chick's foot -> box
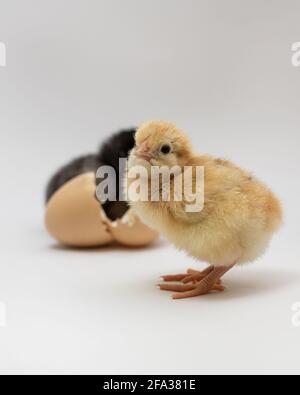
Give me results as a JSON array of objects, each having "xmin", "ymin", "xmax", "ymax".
[
  {"xmin": 161, "ymin": 266, "xmax": 221, "ymax": 285},
  {"xmin": 159, "ymin": 282, "xmax": 224, "ymax": 293},
  {"xmin": 160, "ymin": 264, "xmax": 235, "ymax": 299}
]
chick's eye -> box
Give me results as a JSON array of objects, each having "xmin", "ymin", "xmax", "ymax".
[{"xmin": 160, "ymin": 144, "xmax": 171, "ymax": 154}]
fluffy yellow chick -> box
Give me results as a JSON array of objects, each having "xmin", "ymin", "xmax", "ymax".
[{"xmin": 127, "ymin": 121, "xmax": 283, "ymax": 299}]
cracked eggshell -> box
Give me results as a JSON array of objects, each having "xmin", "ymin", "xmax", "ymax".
[
  {"xmin": 45, "ymin": 172, "xmax": 113, "ymax": 247},
  {"xmin": 45, "ymin": 172, "xmax": 159, "ymax": 248},
  {"xmin": 108, "ymin": 211, "xmax": 159, "ymax": 247}
]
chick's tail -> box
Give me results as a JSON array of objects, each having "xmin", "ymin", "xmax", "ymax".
[{"xmin": 265, "ymin": 192, "xmax": 283, "ymax": 233}]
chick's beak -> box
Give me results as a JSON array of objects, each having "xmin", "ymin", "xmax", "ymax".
[{"xmin": 135, "ymin": 142, "xmax": 153, "ymax": 162}]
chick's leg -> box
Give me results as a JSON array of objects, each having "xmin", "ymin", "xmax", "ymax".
[
  {"xmin": 161, "ymin": 265, "xmax": 215, "ymax": 283},
  {"xmin": 160, "ymin": 265, "xmax": 224, "ymax": 294},
  {"xmin": 172, "ymin": 264, "xmax": 235, "ymax": 300},
  {"xmin": 182, "ymin": 267, "xmax": 222, "ymax": 284}
]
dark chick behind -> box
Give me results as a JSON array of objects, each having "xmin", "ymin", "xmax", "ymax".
[{"xmin": 45, "ymin": 128, "xmax": 136, "ymax": 220}]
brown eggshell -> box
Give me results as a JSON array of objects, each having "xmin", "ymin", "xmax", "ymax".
[
  {"xmin": 108, "ymin": 212, "xmax": 159, "ymax": 247},
  {"xmin": 45, "ymin": 173, "xmax": 113, "ymax": 247},
  {"xmin": 45, "ymin": 172, "xmax": 159, "ymax": 248}
]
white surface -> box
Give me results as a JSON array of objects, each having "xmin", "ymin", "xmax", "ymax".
[
  {"xmin": 0, "ymin": 229, "xmax": 299, "ymax": 375},
  {"xmin": 0, "ymin": 0, "xmax": 300, "ymax": 375}
]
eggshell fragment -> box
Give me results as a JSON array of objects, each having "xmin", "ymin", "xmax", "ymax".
[
  {"xmin": 45, "ymin": 172, "xmax": 158, "ymax": 248},
  {"xmin": 45, "ymin": 173, "xmax": 113, "ymax": 247},
  {"xmin": 108, "ymin": 211, "xmax": 159, "ymax": 247}
]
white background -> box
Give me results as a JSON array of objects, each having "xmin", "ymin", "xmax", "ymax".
[{"xmin": 0, "ymin": 0, "xmax": 300, "ymax": 374}]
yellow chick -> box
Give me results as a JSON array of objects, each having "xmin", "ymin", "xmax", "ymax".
[{"xmin": 127, "ymin": 121, "xmax": 283, "ymax": 299}]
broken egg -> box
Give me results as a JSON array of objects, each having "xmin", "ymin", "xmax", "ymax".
[{"xmin": 45, "ymin": 172, "xmax": 159, "ymax": 247}]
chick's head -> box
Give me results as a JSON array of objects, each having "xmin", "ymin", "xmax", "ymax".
[{"xmin": 132, "ymin": 121, "xmax": 193, "ymax": 168}]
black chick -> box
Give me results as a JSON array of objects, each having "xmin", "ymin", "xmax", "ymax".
[{"xmin": 45, "ymin": 128, "xmax": 136, "ymax": 220}]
